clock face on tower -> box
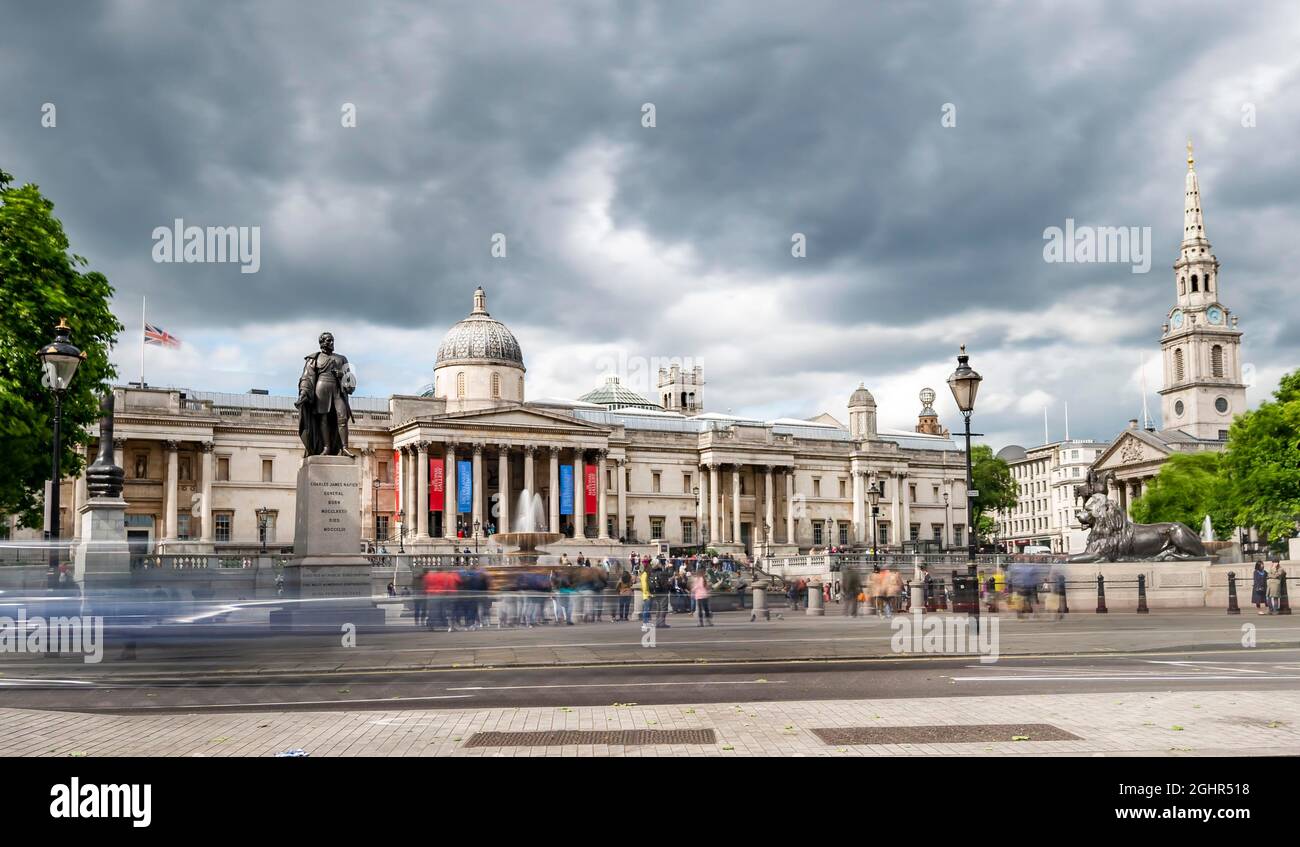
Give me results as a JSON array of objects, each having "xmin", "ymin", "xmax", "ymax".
[
  {"xmin": 1171, "ymin": 310, "xmax": 1184, "ymax": 329},
  {"xmin": 1207, "ymin": 306, "xmax": 1224, "ymax": 325}
]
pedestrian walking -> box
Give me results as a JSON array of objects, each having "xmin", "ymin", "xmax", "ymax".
[
  {"xmin": 1252, "ymin": 561, "xmax": 1268, "ymax": 614},
  {"xmin": 1267, "ymin": 559, "xmax": 1284, "ymax": 615},
  {"xmin": 692, "ymin": 569, "xmax": 713, "ymax": 626},
  {"xmin": 842, "ymin": 568, "xmax": 861, "ymax": 617},
  {"xmin": 617, "ymin": 571, "xmax": 633, "ymax": 621}
]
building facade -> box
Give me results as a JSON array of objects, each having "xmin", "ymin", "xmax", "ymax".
[
  {"xmin": 44, "ymin": 287, "xmax": 973, "ymax": 557},
  {"xmin": 996, "ymin": 439, "xmax": 1109, "ymax": 554}
]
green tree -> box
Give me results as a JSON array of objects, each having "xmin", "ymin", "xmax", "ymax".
[
  {"xmin": 969, "ymin": 444, "xmax": 1017, "ymax": 543},
  {"xmin": 1130, "ymin": 452, "xmax": 1234, "ymax": 538},
  {"xmin": 0, "ymin": 168, "xmax": 121, "ymax": 528},
  {"xmin": 1220, "ymin": 369, "xmax": 1300, "ymax": 543}
]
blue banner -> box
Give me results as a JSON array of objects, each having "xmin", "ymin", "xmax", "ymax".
[
  {"xmin": 559, "ymin": 464, "xmax": 574, "ymax": 515},
  {"xmin": 457, "ymin": 460, "xmax": 473, "ymax": 513}
]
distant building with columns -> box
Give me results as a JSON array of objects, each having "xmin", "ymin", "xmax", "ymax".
[{"xmin": 44, "ymin": 286, "xmax": 971, "ymax": 557}]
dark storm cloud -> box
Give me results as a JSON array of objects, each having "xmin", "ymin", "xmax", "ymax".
[{"xmin": 1, "ymin": 0, "xmax": 1297, "ymax": 445}]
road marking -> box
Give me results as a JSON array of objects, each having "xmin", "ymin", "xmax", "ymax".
[
  {"xmin": 951, "ymin": 674, "xmax": 1300, "ymax": 682},
  {"xmin": 115, "ymin": 694, "xmax": 477, "ymax": 710},
  {"xmin": 0, "ymin": 678, "xmax": 97, "ymax": 687},
  {"xmin": 446, "ymin": 680, "xmax": 788, "ymax": 691},
  {"xmin": 1144, "ymin": 661, "xmax": 1269, "ymax": 674}
]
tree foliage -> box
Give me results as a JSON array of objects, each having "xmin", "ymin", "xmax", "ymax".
[
  {"xmin": 1220, "ymin": 370, "xmax": 1300, "ymax": 542},
  {"xmin": 969, "ymin": 444, "xmax": 1017, "ymax": 541},
  {"xmin": 0, "ymin": 168, "xmax": 122, "ymax": 527},
  {"xmin": 1130, "ymin": 452, "xmax": 1234, "ymax": 539}
]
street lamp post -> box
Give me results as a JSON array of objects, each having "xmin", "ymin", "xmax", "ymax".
[
  {"xmin": 947, "ymin": 345, "xmax": 984, "ymax": 633},
  {"xmin": 371, "ymin": 477, "xmax": 380, "ymax": 544},
  {"xmin": 38, "ymin": 320, "xmax": 85, "ymax": 590},
  {"xmin": 474, "ymin": 519, "xmax": 481, "ymax": 555},
  {"xmin": 397, "ymin": 509, "xmax": 406, "ymax": 554},
  {"xmin": 256, "ymin": 505, "xmax": 270, "ymax": 553},
  {"xmin": 867, "ymin": 481, "xmax": 881, "ymax": 564}
]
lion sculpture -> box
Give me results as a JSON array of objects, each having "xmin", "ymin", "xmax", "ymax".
[{"xmin": 1068, "ymin": 492, "xmax": 1207, "ymax": 562}]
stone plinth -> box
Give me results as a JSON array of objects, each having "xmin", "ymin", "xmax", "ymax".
[
  {"xmin": 273, "ymin": 456, "xmax": 383, "ymax": 628},
  {"xmin": 73, "ymin": 496, "xmax": 131, "ymax": 588}
]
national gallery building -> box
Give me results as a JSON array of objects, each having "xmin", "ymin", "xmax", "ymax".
[{"xmin": 47, "ymin": 287, "xmax": 970, "ymax": 557}]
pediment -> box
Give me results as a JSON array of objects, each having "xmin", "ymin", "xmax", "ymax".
[
  {"xmin": 1094, "ymin": 430, "xmax": 1170, "ymax": 470},
  {"xmin": 426, "ymin": 404, "xmax": 611, "ymax": 433}
]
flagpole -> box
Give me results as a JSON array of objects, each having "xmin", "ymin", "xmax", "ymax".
[{"xmin": 140, "ymin": 296, "xmax": 146, "ymax": 388}]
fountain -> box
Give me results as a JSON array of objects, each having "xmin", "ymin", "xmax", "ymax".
[{"xmin": 492, "ymin": 489, "xmax": 562, "ymax": 566}]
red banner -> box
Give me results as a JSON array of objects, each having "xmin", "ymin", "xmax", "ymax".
[
  {"xmin": 430, "ymin": 458, "xmax": 444, "ymax": 512},
  {"xmin": 393, "ymin": 450, "xmax": 401, "ymax": 513},
  {"xmin": 584, "ymin": 463, "xmax": 598, "ymax": 513}
]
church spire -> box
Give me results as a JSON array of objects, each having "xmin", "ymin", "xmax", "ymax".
[{"xmin": 1182, "ymin": 138, "xmax": 1208, "ymax": 249}]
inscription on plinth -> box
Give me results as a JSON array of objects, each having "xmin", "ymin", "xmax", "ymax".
[{"xmin": 294, "ymin": 456, "xmax": 362, "ymax": 558}]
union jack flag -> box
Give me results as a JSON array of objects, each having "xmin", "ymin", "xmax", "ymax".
[{"xmin": 144, "ymin": 323, "xmax": 181, "ymax": 348}]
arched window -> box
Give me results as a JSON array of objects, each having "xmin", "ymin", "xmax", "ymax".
[
  {"xmin": 1211, "ymin": 345, "xmax": 1224, "ymax": 378},
  {"xmin": 519, "ymin": 376, "xmax": 524, "ymax": 395},
  {"xmin": 456, "ymin": 372, "xmax": 466, "ymax": 398},
  {"xmin": 1174, "ymin": 348, "xmax": 1185, "ymax": 382},
  {"xmin": 1191, "ymin": 274, "xmax": 1199, "ymax": 292},
  {"xmin": 491, "ymin": 372, "xmax": 500, "ymax": 398},
  {"xmin": 1179, "ymin": 277, "xmax": 1186, "ymax": 295}
]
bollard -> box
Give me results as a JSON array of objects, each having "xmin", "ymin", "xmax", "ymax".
[
  {"xmin": 1280, "ymin": 572, "xmax": 1292, "ymax": 616},
  {"xmin": 1095, "ymin": 574, "xmax": 1108, "ymax": 613},
  {"xmin": 750, "ymin": 582, "xmax": 770, "ymax": 621},
  {"xmin": 1136, "ymin": 573, "xmax": 1149, "ymax": 613},
  {"xmin": 806, "ymin": 581, "xmax": 825, "ymax": 616},
  {"xmin": 1057, "ymin": 574, "xmax": 1069, "ymax": 615},
  {"xmin": 1226, "ymin": 571, "xmax": 1241, "ymax": 614}
]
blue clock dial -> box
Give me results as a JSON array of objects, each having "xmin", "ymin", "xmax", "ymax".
[
  {"xmin": 1207, "ymin": 306, "xmax": 1224, "ymax": 325},
  {"xmin": 1171, "ymin": 310, "xmax": 1184, "ymax": 329}
]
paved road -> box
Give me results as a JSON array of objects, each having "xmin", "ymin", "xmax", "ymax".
[{"xmin": 5, "ymin": 646, "xmax": 1299, "ymax": 714}]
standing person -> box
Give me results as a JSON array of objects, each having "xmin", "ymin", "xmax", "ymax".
[
  {"xmin": 640, "ymin": 565, "xmax": 653, "ymax": 630},
  {"xmin": 869, "ymin": 565, "xmax": 884, "ymax": 616},
  {"xmin": 653, "ymin": 564, "xmax": 671, "ymax": 628},
  {"xmin": 413, "ymin": 568, "xmax": 429, "ymax": 627},
  {"xmin": 883, "ymin": 567, "xmax": 902, "ymax": 618},
  {"xmin": 1267, "ymin": 559, "xmax": 1284, "ymax": 615},
  {"xmin": 692, "ymin": 568, "xmax": 713, "ymax": 626},
  {"xmin": 1252, "ymin": 561, "xmax": 1269, "ymax": 615},
  {"xmin": 842, "ymin": 567, "xmax": 862, "ymax": 617},
  {"xmin": 617, "ymin": 571, "xmax": 633, "ymax": 621}
]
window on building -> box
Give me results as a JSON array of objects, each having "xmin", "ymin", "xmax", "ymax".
[
  {"xmin": 607, "ymin": 516, "xmax": 617, "ymax": 539},
  {"xmin": 683, "ymin": 473, "xmax": 692, "ymax": 493},
  {"xmin": 813, "ymin": 479, "xmax": 821, "ymax": 498},
  {"xmin": 650, "ymin": 517, "xmax": 664, "ymax": 540},
  {"xmin": 682, "ymin": 519, "xmax": 695, "ymax": 545},
  {"xmin": 215, "ymin": 512, "xmax": 233, "ymax": 543},
  {"xmin": 909, "ymin": 524, "xmax": 920, "ymax": 542},
  {"xmin": 177, "ymin": 514, "xmax": 191, "ymax": 540},
  {"xmin": 1174, "ymin": 348, "xmax": 1185, "ymax": 381},
  {"xmin": 376, "ymin": 515, "xmax": 390, "ymax": 541},
  {"xmin": 379, "ymin": 461, "xmax": 390, "ymax": 484},
  {"xmin": 456, "ymin": 372, "xmax": 465, "ymax": 398},
  {"xmin": 954, "ymin": 525, "xmax": 963, "ymax": 547},
  {"xmin": 839, "ymin": 480, "xmax": 846, "ymax": 499},
  {"xmin": 877, "ymin": 522, "xmax": 890, "ymax": 543},
  {"xmin": 813, "ymin": 522, "xmax": 823, "ymax": 546},
  {"xmin": 933, "ymin": 485, "xmax": 940, "ymax": 502},
  {"xmin": 652, "ymin": 472, "xmax": 661, "ymax": 493},
  {"xmin": 1179, "ymin": 277, "xmax": 1186, "ymax": 295},
  {"xmin": 261, "ymin": 459, "xmax": 273, "ymax": 483},
  {"xmin": 838, "ymin": 522, "xmax": 849, "ymax": 546},
  {"xmin": 1211, "ymin": 344, "xmax": 1224, "ymax": 377},
  {"xmin": 491, "ymin": 372, "xmax": 500, "ymax": 398},
  {"xmin": 217, "ymin": 457, "xmax": 230, "ymax": 481},
  {"xmin": 932, "ymin": 524, "xmax": 943, "ymax": 544},
  {"xmin": 909, "ymin": 483, "xmax": 917, "ymax": 503},
  {"xmin": 1191, "ymin": 274, "xmax": 1199, "ymax": 292}
]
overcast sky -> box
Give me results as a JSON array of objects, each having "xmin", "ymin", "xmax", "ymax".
[{"xmin": 3, "ymin": 0, "xmax": 1298, "ymax": 449}]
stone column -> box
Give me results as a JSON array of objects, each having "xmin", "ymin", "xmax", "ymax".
[
  {"xmin": 497, "ymin": 444, "xmax": 510, "ymax": 534},
  {"xmin": 597, "ymin": 449, "xmax": 610, "ymax": 539},
  {"xmin": 359, "ymin": 446, "xmax": 373, "ymax": 541},
  {"xmin": 549, "ymin": 446, "xmax": 561, "ymax": 534},
  {"xmin": 443, "ymin": 443, "xmax": 458, "ymax": 539},
  {"xmin": 890, "ymin": 472, "xmax": 902, "ymax": 545},
  {"xmin": 697, "ymin": 464, "xmax": 707, "ymax": 538},
  {"xmin": 573, "ymin": 450, "xmax": 586, "ymax": 539},
  {"xmin": 416, "ymin": 441, "xmax": 430, "ymax": 539},
  {"xmin": 731, "ymin": 465, "xmax": 741, "ymax": 544},
  {"xmin": 472, "ymin": 443, "xmax": 484, "ymax": 537},
  {"xmin": 785, "ymin": 469, "xmax": 795, "ymax": 545},
  {"xmin": 851, "ymin": 466, "xmax": 864, "ymax": 543},
  {"xmin": 764, "ymin": 465, "xmax": 775, "ymax": 547},
  {"xmin": 709, "ymin": 464, "xmax": 720, "ymax": 544},
  {"xmin": 200, "ymin": 442, "xmax": 214, "ymax": 543},
  {"xmin": 944, "ymin": 478, "xmax": 954, "ymax": 548},
  {"xmin": 617, "ymin": 458, "xmax": 628, "ymax": 541},
  {"xmin": 900, "ymin": 471, "xmax": 911, "ymax": 545},
  {"xmin": 524, "ymin": 445, "xmax": 535, "ymax": 498},
  {"xmin": 163, "ymin": 440, "xmax": 179, "ymax": 542},
  {"xmin": 113, "ymin": 437, "xmax": 126, "ymax": 470}
]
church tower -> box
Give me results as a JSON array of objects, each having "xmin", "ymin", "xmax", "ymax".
[{"xmin": 1158, "ymin": 141, "xmax": 1245, "ymax": 440}]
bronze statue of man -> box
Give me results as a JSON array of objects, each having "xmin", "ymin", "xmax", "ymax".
[{"xmin": 296, "ymin": 331, "xmax": 356, "ymax": 457}]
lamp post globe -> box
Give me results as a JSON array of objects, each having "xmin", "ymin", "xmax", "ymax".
[{"xmin": 38, "ymin": 319, "xmax": 85, "ymax": 589}]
